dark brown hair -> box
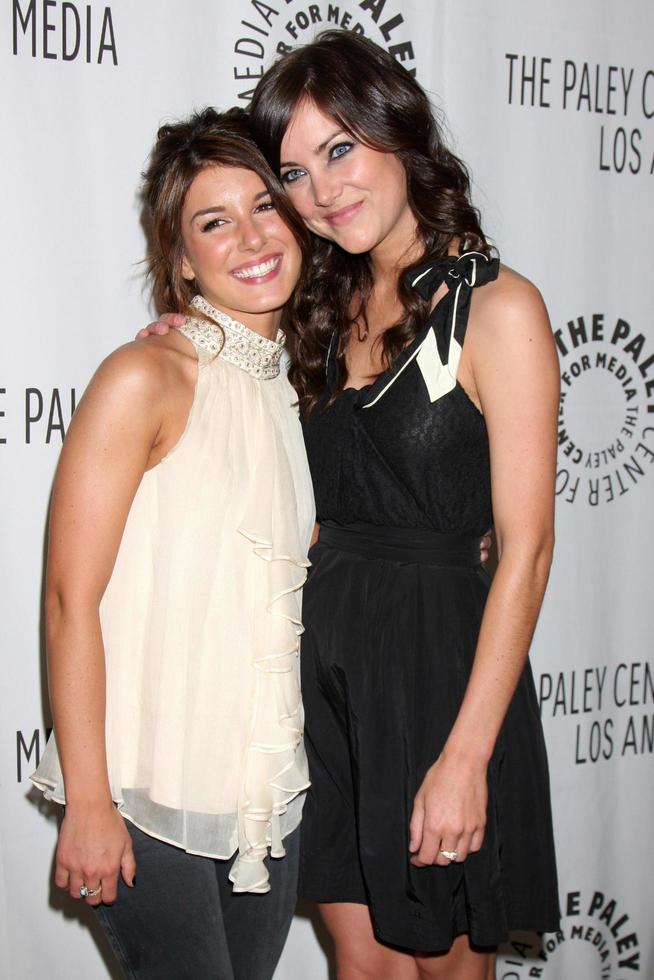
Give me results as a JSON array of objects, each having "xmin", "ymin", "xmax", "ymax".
[
  {"xmin": 142, "ymin": 106, "xmax": 311, "ymax": 317},
  {"xmin": 249, "ymin": 31, "xmax": 492, "ymax": 411}
]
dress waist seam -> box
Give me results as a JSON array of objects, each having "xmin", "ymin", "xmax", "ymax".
[{"xmin": 318, "ymin": 522, "xmax": 481, "ymax": 566}]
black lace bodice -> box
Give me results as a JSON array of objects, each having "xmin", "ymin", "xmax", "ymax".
[{"xmin": 302, "ymin": 252, "xmax": 500, "ymax": 536}]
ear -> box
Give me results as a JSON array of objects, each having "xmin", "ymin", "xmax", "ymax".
[{"xmin": 181, "ymin": 254, "xmax": 195, "ymax": 281}]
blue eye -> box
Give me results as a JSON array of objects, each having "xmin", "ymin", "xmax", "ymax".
[
  {"xmin": 281, "ymin": 168, "xmax": 306, "ymax": 185},
  {"xmin": 330, "ymin": 141, "xmax": 354, "ymax": 160}
]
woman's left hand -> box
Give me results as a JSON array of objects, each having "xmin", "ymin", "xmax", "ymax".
[{"xmin": 409, "ymin": 751, "xmax": 488, "ymax": 867}]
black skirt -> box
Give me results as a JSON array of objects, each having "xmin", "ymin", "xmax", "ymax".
[{"xmin": 298, "ymin": 523, "xmax": 560, "ymax": 953}]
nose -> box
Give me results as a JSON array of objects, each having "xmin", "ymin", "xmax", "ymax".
[
  {"xmin": 237, "ymin": 217, "xmax": 265, "ymax": 252},
  {"xmin": 311, "ymin": 169, "xmax": 342, "ymax": 208}
]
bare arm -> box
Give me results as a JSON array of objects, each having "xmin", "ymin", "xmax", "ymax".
[
  {"xmin": 410, "ymin": 272, "xmax": 559, "ymax": 866},
  {"xmin": 48, "ymin": 343, "xmax": 168, "ymax": 903}
]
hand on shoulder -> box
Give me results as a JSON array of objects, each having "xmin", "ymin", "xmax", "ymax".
[{"xmin": 136, "ymin": 311, "xmax": 187, "ymax": 340}]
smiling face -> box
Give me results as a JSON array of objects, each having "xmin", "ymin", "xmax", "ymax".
[
  {"xmin": 180, "ymin": 164, "xmax": 302, "ymax": 336},
  {"xmin": 279, "ymin": 99, "xmax": 418, "ymax": 264}
]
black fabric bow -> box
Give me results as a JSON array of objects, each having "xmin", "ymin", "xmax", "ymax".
[
  {"xmin": 404, "ymin": 251, "xmax": 500, "ymax": 302},
  {"xmin": 403, "ymin": 252, "xmax": 501, "ymax": 368}
]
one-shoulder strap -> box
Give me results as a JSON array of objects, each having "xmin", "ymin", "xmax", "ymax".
[
  {"xmin": 403, "ymin": 251, "xmax": 500, "ymax": 404},
  {"xmin": 405, "ymin": 251, "xmax": 498, "ymax": 302}
]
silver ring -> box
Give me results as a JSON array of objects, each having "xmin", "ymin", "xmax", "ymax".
[
  {"xmin": 439, "ymin": 849, "xmax": 458, "ymax": 861},
  {"xmin": 79, "ymin": 884, "xmax": 102, "ymax": 898}
]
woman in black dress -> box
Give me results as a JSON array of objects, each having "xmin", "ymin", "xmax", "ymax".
[{"xmin": 247, "ymin": 30, "xmax": 561, "ymax": 980}]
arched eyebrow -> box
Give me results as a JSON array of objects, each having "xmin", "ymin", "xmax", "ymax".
[
  {"xmin": 191, "ymin": 206, "xmax": 226, "ymax": 221},
  {"xmin": 280, "ymin": 130, "xmax": 348, "ymax": 168},
  {"xmin": 190, "ymin": 190, "xmax": 271, "ymax": 222}
]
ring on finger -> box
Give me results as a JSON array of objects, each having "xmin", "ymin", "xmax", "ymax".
[
  {"xmin": 439, "ymin": 849, "xmax": 458, "ymax": 861},
  {"xmin": 79, "ymin": 884, "xmax": 102, "ymax": 898}
]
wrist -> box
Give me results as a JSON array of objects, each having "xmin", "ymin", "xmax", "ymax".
[
  {"xmin": 64, "ymin": 785, "xmax": 114, "ymax": 810},
  {"xmin": 440, "ymin": 735, "xmax": 494, "ymax": 769}
]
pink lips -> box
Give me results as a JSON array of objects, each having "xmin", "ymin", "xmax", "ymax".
[{"xmin": 324, "ymin": 201, "xmax": 363, "ymax": 227}]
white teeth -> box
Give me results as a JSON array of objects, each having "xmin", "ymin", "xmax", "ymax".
[{"xmin": 233, "ymin": 257, "xmax": 280, "ymax": 279}]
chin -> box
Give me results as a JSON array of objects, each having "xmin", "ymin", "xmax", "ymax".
[
  {"xmin": 338, "ymin": 233, "xmax": 378, "ymax": 254},
  {"xmin": 318, "ymin": 225, "xmax": 372, "ymax": 253},
  {"xmin": 312, "ymin": 220, "xmax": 370, "ymax": 253},
  {"xmin": 244, "ymin": 293, "xmax": 286, "ymax": 312}
]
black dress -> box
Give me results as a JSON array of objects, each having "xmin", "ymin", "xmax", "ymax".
[{"xmin": 298, "ymin": 252, "xmax": 560, "ymax": 953}]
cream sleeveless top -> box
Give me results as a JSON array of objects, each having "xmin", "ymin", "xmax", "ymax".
[{"xmin": 32, "ymin": 295, "xmax": 315, "ymax": 893}]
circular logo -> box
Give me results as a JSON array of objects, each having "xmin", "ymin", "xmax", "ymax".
[
  {"xmin": 230, "ymin": 0, "xmax": 418, "ymax": 105},
  {"xmin": 555, "ymin": 313, "xmax": 654, "ymax": 507},
  {"xmin": 498, "ymin": 888, "xmax": 641, "ymax": 978}
]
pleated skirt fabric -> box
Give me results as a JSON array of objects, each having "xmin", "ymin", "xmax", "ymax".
[{"xmin": 298, "ymin": 528, "xmax": 560, "ymax": 953}]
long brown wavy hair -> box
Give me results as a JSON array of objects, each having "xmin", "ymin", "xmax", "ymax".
[
  {"xmin": 249, "ymin": 31, "xmax": 492, "ymax": 412},
  {"xmin": 142, "ymin": 106, "xmax": 311, "ymax": 319}
]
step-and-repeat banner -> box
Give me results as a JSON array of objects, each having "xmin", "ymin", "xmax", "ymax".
[{"xmin": 2, "ymin": 1, "xmax": 652, "ymax": 977}]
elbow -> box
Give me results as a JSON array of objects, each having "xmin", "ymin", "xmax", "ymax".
[
  {"xmin": 534, "ymin": 530, "xmax": 554, "ymax": 587},
  {"xmin": 536, "ymin": 527, "xmax": 555, "ymax": 571},
  {"xmin": 44, "ymin": 580, "xmax": 100, "ymax": 642},
  {"xmin": 497, "ymin": 526, "xmax": 555, "ymax": 588},
  {"xmin": 45, "ymin": 583, "xmax": 63, "ymax": 623},
  {"xmin": 44, "ymin": 583, "xmax": 67, "ymax": 644}
]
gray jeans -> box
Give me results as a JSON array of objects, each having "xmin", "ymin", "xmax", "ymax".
[{"xmin": 95, "ymin": 820, "xmax": 300, "ymax": 980}]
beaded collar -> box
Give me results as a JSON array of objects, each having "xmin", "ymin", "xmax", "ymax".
[{"xmin": 181, "ymin": 295, "xmax": 285, "ymax": 381}]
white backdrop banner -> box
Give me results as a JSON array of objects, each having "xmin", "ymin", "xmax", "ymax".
[{"xmin": 1, "ymin": 1, "xmax": 652, "ymax": 978}]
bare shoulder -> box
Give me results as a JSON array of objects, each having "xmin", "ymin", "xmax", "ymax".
[
  {"xmin": 464, "ymin": 263, "xmax": 557, "ymax": 388},
  {"xmin": 466, "ymin": 263, "xmax": 559, "ymax": 407},
  {"xmin": 470, "ymin": 263, "xmax": 550, "ymax": 341},
  {"xmin": 86, "ymin": 332, "xmax": 196, "ymax": 408}
]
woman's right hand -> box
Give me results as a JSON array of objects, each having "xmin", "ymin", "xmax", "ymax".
[
  {"xmin": 55, "ymin": 801, "xmax": 136, "ymax": 906},
  {"xmin": 136, "ymin": 312, "xmax": 186, "ymax": 339}
]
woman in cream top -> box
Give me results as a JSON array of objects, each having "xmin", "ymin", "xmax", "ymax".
[
  {"xmin": 33, "ymin": 294, "xmax": 314, "ymax": 885},
  {"xmin": 32, "ymin": 108, "xmax": 315, "ymax": 980}
]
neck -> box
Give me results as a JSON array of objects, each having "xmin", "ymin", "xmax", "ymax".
[
  {"xmin": 369, "ymin": 209, "xmax": 423, "ymax": 282},
  {"xmin": 369, "ymin": 223, "xmax": 461, "ymax": 284}
]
